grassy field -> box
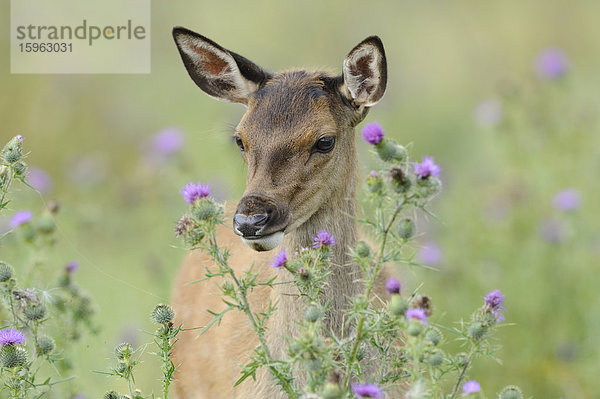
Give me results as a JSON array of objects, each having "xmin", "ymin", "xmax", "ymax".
[{"xmin": 1, "ymin": 1, "xmax": 599, "ymax": 397}]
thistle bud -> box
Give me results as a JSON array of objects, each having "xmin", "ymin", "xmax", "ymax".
[
  {"xmin": 425, "ymin": 349, "xmax": 444, "ymax": 366},
  {"xmin": 397, "ymin": 218, "xmax": 416, "ymax": 240},
  {"xmin": 36, "ymin": 336, "xmax": 55, "ymax": 355},
  {"xmin": 0, "ymin": 261, "xmax": 14, "ymax": 282},
  {"xmin": 322, "ymin": 382, "xmax": 343, "ymax": 399},
  {"xmin": 375, "ymin": 139, "xmax": 407, "ymax": 163},
  {"xmin": 304, "ymin": 305, "xmax": 321, "ymax": 323},
  {"xmin": 2, "ymin": 136, "xmax": 24, "ymax": 164},
  {"xmin": 424, "ymin": 327, "xmax": 443, "ymax": 346},
  {"xmin": 115, "ymin": 361, "xmax": 128, "ymax": 374},
  {"xmin": 366, "ymin": 171, "xmax": 383, "ymax": 194},
  {"xmin": 355, "ymin": 241, "xmax": 370, "ymax": 258},
  {"xmin": 24, "ymin": 303, "xmax": 46, "ymax": 321},
  {"xmin": 103, "ymin": 391, "xmax": 120, "ymax": 399},
  {"xmin": 0, "ymin": 345, "xmax": 28, "ymax": 368},
  {"xmin": 37, "ymin": 212, "xmax": 56, "ymax": 234},
  {"xmin": 407, "ymin": 321, "xmax": 424, "ymax": 336},
  {"xmin": 151, "ymin": 304, "xmax": 175, "ymax": 324},
  {"xmin": 46, "ymin": 200, "xmax": 60, "ymax": 214},
  {"xmin": 416, "ymin": 176, "xmax": 442, "ymax": 198},
  {"xmin": 498, "ymin": 385, "xmax": 523, "ymax": 399},
  {"xmin": 468, "ymin": 321, "xmax": 487, "ymax": 341},
  {"xmin": 115, "ymin": 343, "xmax": 132, "ymax": 360},
  {"xmin": 389, "ymin": 166, "xmax": 411, "ymax": 193},
  {"xmin": 13, "ymin": 161, "xmax": 27, "ymax": 176},
  {"xmin": 73, "ymin": 295, "xmax": 95, "ymax": 320},
  {"xmin": 389, "ymin": 295, "xmax": 409, "ymax": 316},
  {"xmin": 192, "ymin": 199, "xmax": 222, "ymax": 221}
]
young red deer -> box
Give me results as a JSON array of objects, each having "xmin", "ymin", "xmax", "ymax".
[{"xmin": 171, "ymin": 27, "xmax": 389, "ymax": 398}]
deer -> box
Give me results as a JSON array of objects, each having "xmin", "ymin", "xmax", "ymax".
[{"xmin": 171, "ymin": 27, "xmax": 391, "ymax": 399}]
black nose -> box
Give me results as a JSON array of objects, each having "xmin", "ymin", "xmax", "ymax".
[{"xmin": 234, "ymin": 213, "xmax": 268, "ymax": 237}]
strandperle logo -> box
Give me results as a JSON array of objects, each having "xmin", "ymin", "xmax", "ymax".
[
  {"xmin": 11, "ymin": 0, "xmax": 151, "ymax": 74},
  {"xmin": 15, "ymin": 19, "xmax": 147, "ymax": 46}
]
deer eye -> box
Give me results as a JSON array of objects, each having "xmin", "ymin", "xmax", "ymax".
[
  {"xmin": 234, "ymin": 136, "xmax": 245, "ymax": 152},
  {"xmin": 313, "ymin": 137, "xmax": 336, "ymax": 153}
]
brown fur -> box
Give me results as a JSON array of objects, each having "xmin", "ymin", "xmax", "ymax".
[{"xmin": 171, "ymin": 30, "xmax": 390, "ymax": 398}]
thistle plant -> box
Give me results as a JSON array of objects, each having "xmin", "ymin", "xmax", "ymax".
[
  {"xmin": 0, "ymin": 135, "xmax": 97, "ymax": 398},
  {"xmin": 102, "ymin": 303, "xmax": 182, "ymax": 399},
  {"xmin": 175, "ymin": 123, "xmax": 525, "ymax": 398}
]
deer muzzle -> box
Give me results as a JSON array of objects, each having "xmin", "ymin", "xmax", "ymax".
[{"xmin": 233, "ymin": 195, "xmax": 290, "ymax": 252}]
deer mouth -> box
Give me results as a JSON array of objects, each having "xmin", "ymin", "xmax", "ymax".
[{"xmin": 240, "ymin": 231, "xmax": 285, "ymax": 252}]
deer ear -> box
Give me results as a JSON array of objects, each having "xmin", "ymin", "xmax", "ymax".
[
  {"xmin": 341, "ymin": 36, "xmax": 387, "ymax": 108},
  {"xmin": 173, "ymin": 27, "xmax": 271, "ymax": 104}
]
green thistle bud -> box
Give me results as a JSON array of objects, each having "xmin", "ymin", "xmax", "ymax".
[
  {"xmin": 73, "ymin": 295, "xmax": 95, "ymax": 320},
  {"xmin": 115, "ymin": 361, "xmax": 128, "ymax": 374},
  {"xmin": 424, "ymin": 327, "xmax": 443, "ymax": 346},
  {"xmin": 151, "ymin": 304, "xmax": 175, "ymax": 324},
  {"xmin": 2, "ymin": 136, "xmax": 24, "ymax": 164},
  {"xmin": 366, "ymin": 171, "xmax": 384, "ymax": 194},
  {"xmin": 304, "ymin": 305, "xmax": 321, "ymax": 323},
  {"xmin": 498, "ymin": 385, "xmax": 523, "ymax": 399},
  {"xmin": 455, "ymin": 352, "xmax": 469, "ymax": 367},
  {"xmin": 37, "ymin": 212, "xmax": 56, "ymax": 234},
  {"xmin": 375, "ymin": 139, "xmax": 407, "ymax": 163},
  {"xmin": 103, "ymin": 391, "xmax": 120, "ymax": 399},
  {"xmin": 192, "ymin": 199, "xmax": 222, "ymax": 221},
  {"xmin": 389, "ymin": 166, "xmax": 412, "ymax": 193},
  {"xmin": 425, "ymin": 349, "xmax": 444, "ymax": 367},
  {"xmin": 0, "ymin": 261, "xmax": 14, "ymax": 282},
  {"xmin": 115, "ymin": 343, "xmax": 132, "ymax": 360},
  {"xmin": 0, "ymin": 345, "xmax": 28, "ymax": 368},
  {"xmin": 355, "ymin": 241, "xmax": 370, "ymax": 257},
  {"xmin": 397, "ymin": 218, "xmax": 416, "ymax": 240},
  {"xmin": 24, "ymin": 303, "xmax": 46, "ymax": 321},
  {"xmin": 36, "ymin": 336, "xmax": 55, "ymax": 355},
  {"xmin": 417, "ymin": 176, "xmax": 442, "ymax": 198},
  {"xmin": 468, "ymin": 321, "xmax": 488, "ymax": 341},
  {"xmin": 322, "ymin": 382, "xmax": 343, "ymax": 399},
  {"xmin": 21, "ymin": 223, "xmax": 36, "ymax": 242},
  {"xmin": 13, "ymin": 161, "xmax": 27, "ymax": 176},
  {"xmin": 389, "ymin": 295, "xmax": 409, "ymax": 316},
  {"xmin": 306, "ymin": 357, "xmax": 322, "ymax": 371},
  {"xmin": 407, "ymin": 321, "xmax": 424, "ymax": 336},
  {"xmin": 184, "ymin": 228, "xmax": 205, "ymax": 247}
]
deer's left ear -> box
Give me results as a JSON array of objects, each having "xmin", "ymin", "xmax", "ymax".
[{"xmin": 340, "ymin": 36, "xmax": 387, "ymax": 108}]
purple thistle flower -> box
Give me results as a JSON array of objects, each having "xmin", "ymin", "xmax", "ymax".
[
  {"xmin": 271, "ymin": 248, "xmax": 288, "ymax": 269},
  {"xmin": 352, "ymin": 383, "xmax": 383, "ymax": 399},
  {"xmin": 385, "ymin": 278, "xmax": 401, "ymax": 295},
  {"xmin": 312, "ymin": 229, "xmax": 336, "ymax": 249},
  {"xmin": 361, "ymin": 122, "xmax": 385, "ymax": 145},
  {"xmin": 180, "ymin": 181, "xmax": 210, "ymax": 204},
  {"xmin": 461, "ymin": 380, "xmax": 481, "ymax": 396},
  {"xmin": 417, "ymin": 241, "xmax": 443, "ymax": 266},
  {"xmin": 27, "ymin": 167, "xmax": 53, "ymax": 194},
  {"xmin": 10, "ymin": 210, "xmax": 32, "ymax": 228},
  {"xmin": 369, "ymin": 170, "xmax": 378, "ymax": 178},
  {"xmin": 16, "ymin": 135, "xmax": 23, "ymax": 142},
  {"xmin": 405, "ymin": 308, "xmax": 428, "ymax": 325},
  {"xmin": 484, "ymin": 289, "xmax": 506, "ymax": 322},
  {"xmin": 473, "ymin": 98, "xmax": 503, "ymax": 127},
  {"xmin": 152, "ymin": 127, "xmax": 184, "ymax": 156},
  {"xmin": 535, "ymin": 48, "xmax": 569, "ymax": 79},
  {"xmin": 0, "ymin": 328, "xmax": 25, "ymax": 346},
  {"xmin": 552, "ymin": 189, "xmax": 581, "ymax": 212},
  {"xmin": 414, "ymin": 156, "xmax": 441, "ymax": 179},
  {"xmin": 65, "ymin": 261, "xmax": 79, "ymax": 274}
]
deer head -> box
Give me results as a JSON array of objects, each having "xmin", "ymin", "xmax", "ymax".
[{"xmin": 173, "ymin": 28, "xmax": 387, "ymax": 251}]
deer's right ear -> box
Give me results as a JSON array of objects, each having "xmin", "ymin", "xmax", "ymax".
[{"xmin": 172, "ymin": 27, "xmax": 271, "ymax": 104}]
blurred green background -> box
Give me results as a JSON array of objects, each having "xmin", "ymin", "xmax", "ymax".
[{"xmin": 1, "ymin": 0, "xmax": 599, "ymax": 397}]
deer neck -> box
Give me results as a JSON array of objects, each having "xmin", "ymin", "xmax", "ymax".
[{"xmin": 272, "ymin": 136, "xmax": 361, "ymax": 338}]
